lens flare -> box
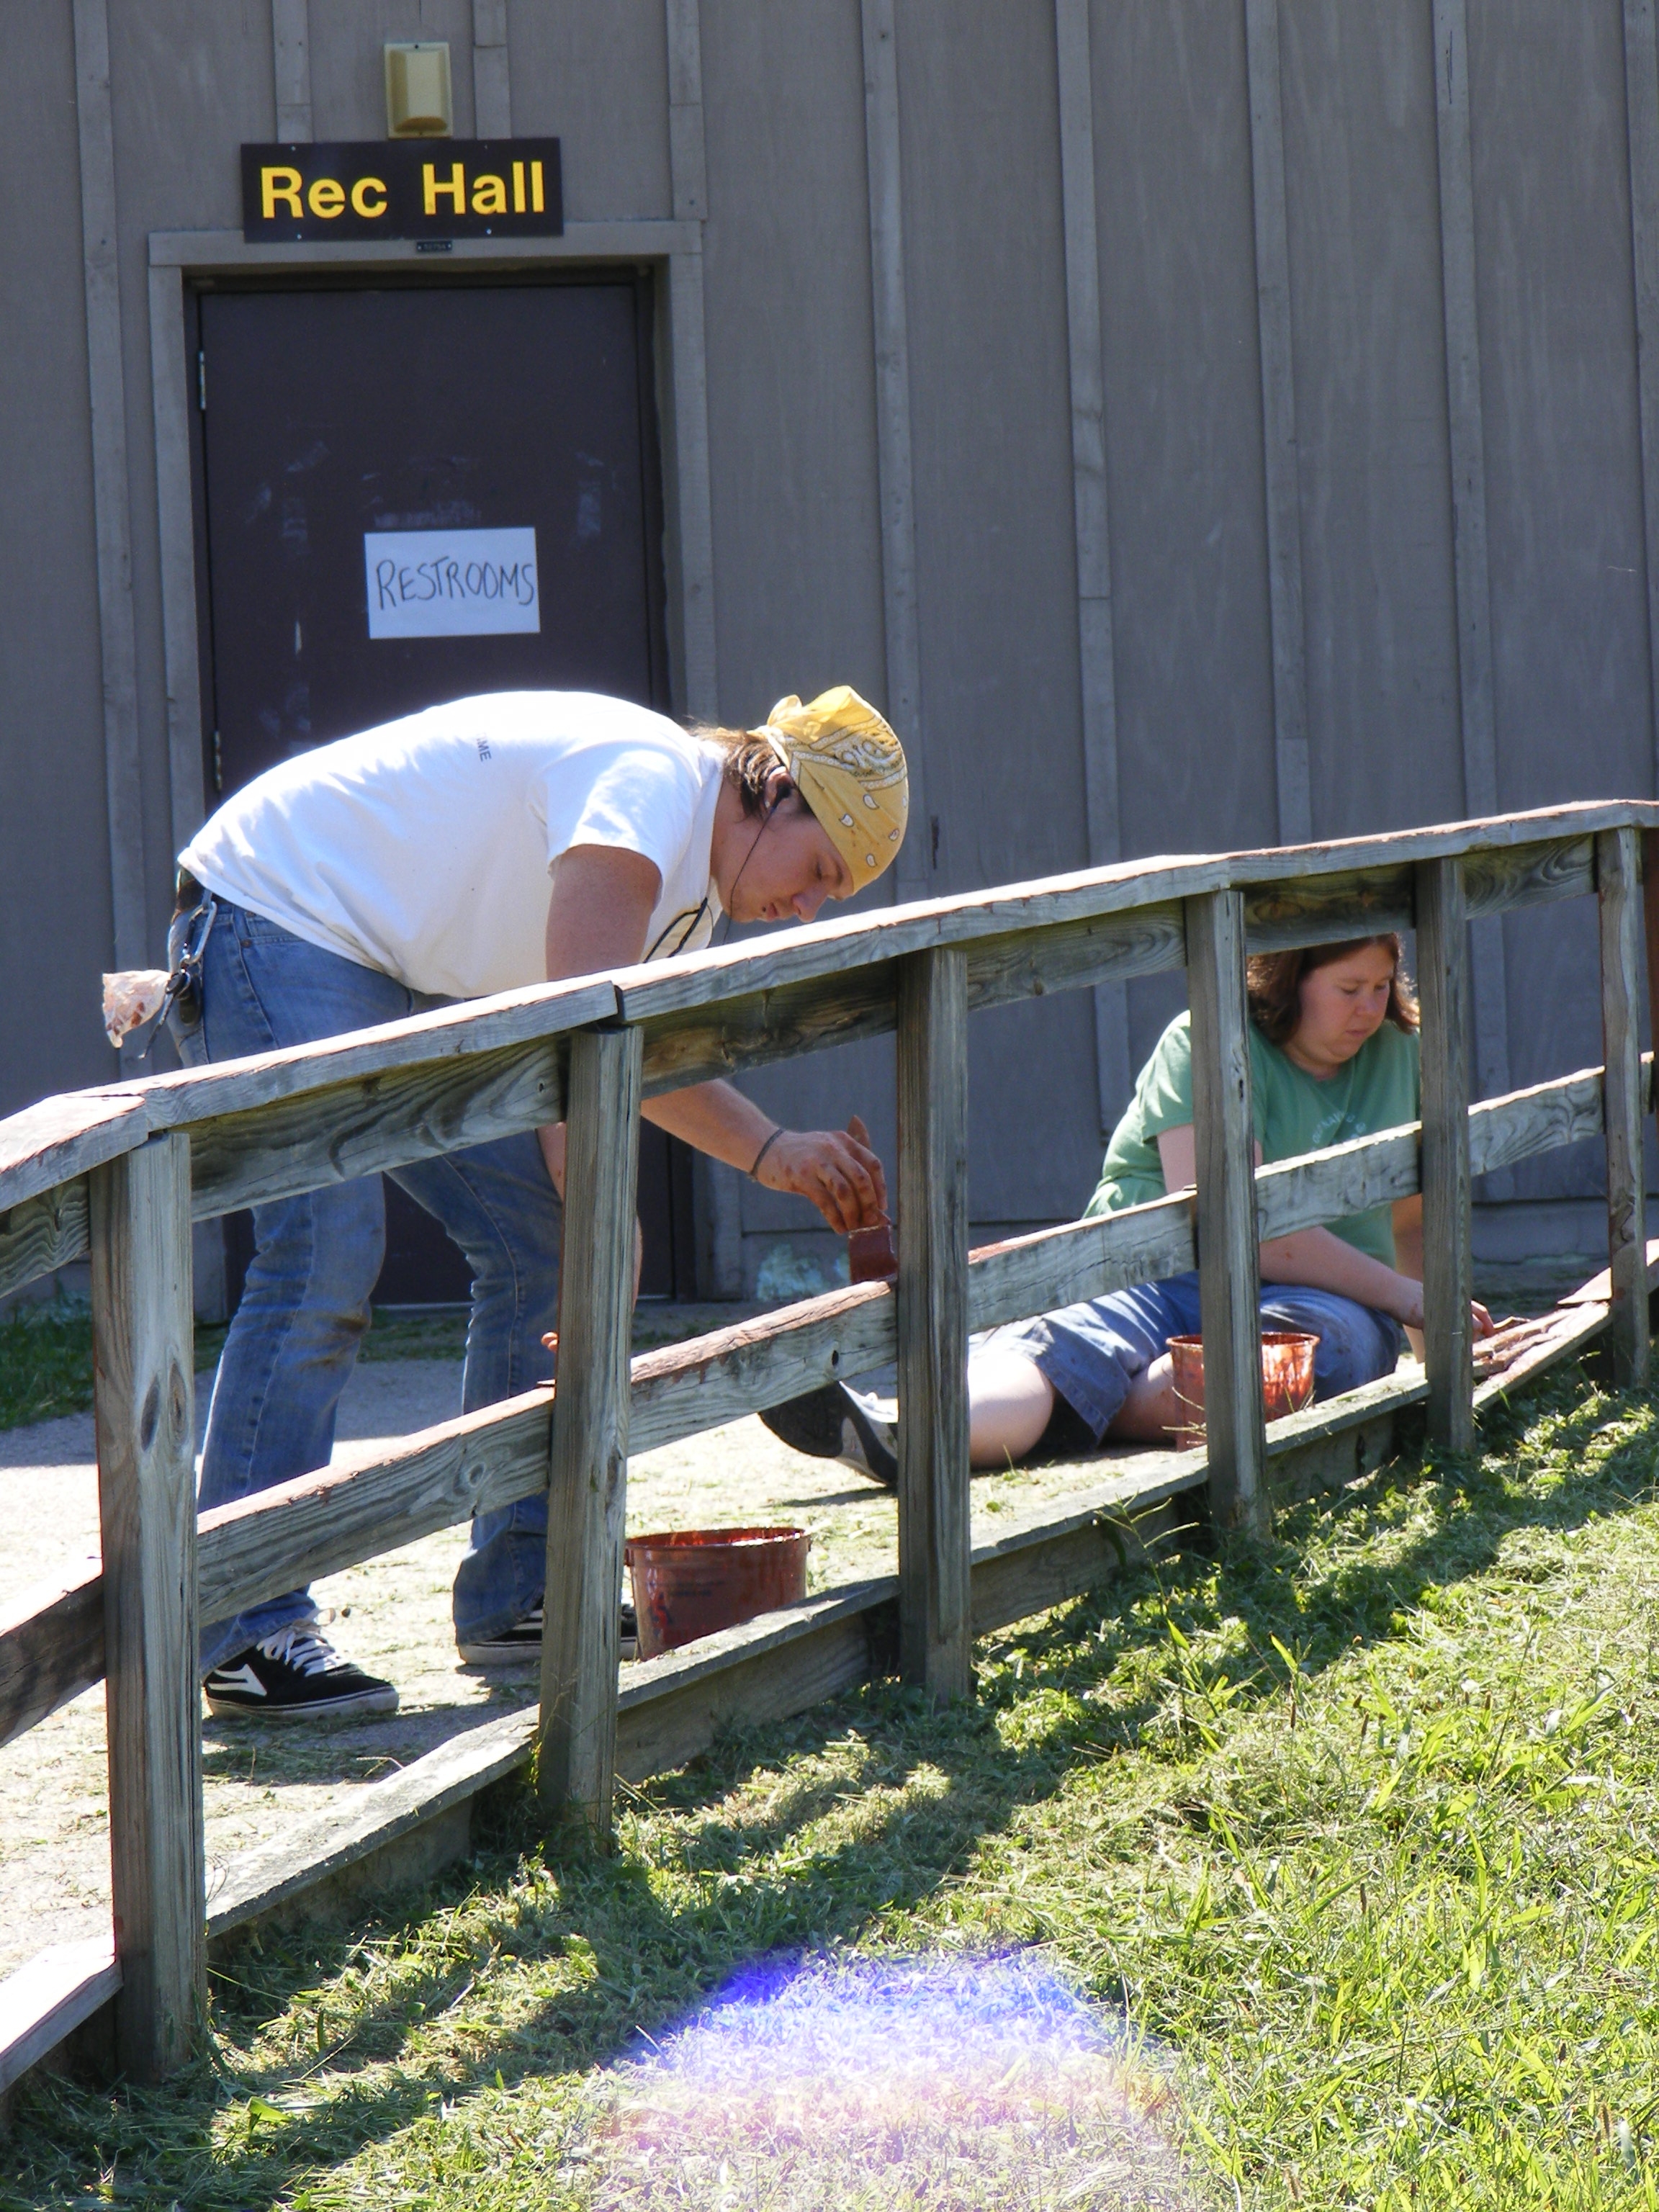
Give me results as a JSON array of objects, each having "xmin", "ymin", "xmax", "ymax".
[{"xmin": 590, "ymin": 1951, "xmax": 1205, "ymax": 2209}]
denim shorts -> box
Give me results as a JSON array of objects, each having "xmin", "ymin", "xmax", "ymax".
[{"xmin": 985, "ymin": 1270, "xmax": 1403, "ymax": 1446}]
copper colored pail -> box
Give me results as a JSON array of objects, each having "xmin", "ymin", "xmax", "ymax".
[
  {"xmin": 624, "ymin": 1526, "xmax": 811, "ymax": 1659},
  {"xmin": 1166, "ymin": 1330, "xmax": 1318, "ymax": 1449}
]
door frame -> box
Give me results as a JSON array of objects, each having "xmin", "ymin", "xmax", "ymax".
[{"xmin": 148, "ymin": 220, "xmax": 737, "ymax": 1300}]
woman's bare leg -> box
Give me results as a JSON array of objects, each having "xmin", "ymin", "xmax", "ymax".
[
  {"xmin": 1106, "ymin": 1352, "xmax": 1183, "ymax": 1442},
  {"xmin": 968, "ymin": 1349, "xmax": 1057, "ymax": 1467}
]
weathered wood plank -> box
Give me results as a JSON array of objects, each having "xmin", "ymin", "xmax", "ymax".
[
  {"xmin": 966, "ymin": 1195, "xmax": 1195, "ymax": 1331},
  {"xmin": 635, "ymin": 901, "xmax": 1189, "ymax": 1099},
  {"xmin": 629, "ymin": 1282, "xmax": 896, "ymax": 1454},
  {"xmin": 0, "ymin": 1096, "xmax": 146, "ymax": 1215},
  {"xmin": 0, "ymin": 1177, "xmax": 92, "ymax": 1301},
  {"xmin": 196, "ymin": 1393, "xmax": 554, "ymax": 1624},
  {"xmin": 1243, "ymin": 865, "xmax": 1413, "ymax": 950},
  {"xmin": 618, "ymin": 1586, "xmax": 889, "ymax": 1781},
  {"xmin": 1416, "ymin": 857, "xmax": 1475, "ymax": 1449},
  {"xmin": 539, "ymin": 1025, "xmax": 642, "ymax": 1840},
  {"xmin": 0, "ymin": 1937, "xmax": 121, "ymax": 2098},
  {"xmin": 1187, "ymin": 888, "xmax": 1269, "ymax": 1537},
  {"xmin": 1255, "ymin": 1125, "xmax": 1419, "ymax": 1242},
  {"xmin": 124, "ymin": 974, "xmax": 611, "ymax": 1132},
  {"xmin": 89, "ymin": 1133, "xmax": 203, "ymax": 2082},
  {"xmin": 206, "ymin": 1707, "xmax": 534, "ymax": 1940},
  {"xmin": 1468, "ymin": 1066, "xmax": 1605, "ymax": 1177},
  {"xmin": 186, "ymin": 1031, "xmax": 570, "ymax": 1219},
  {"xmin": 895, "ymin": 948, "xmax": 972, "ymax": 1699},
  {"xmin": 1462, "ymin": 835, "xmax": 1595, "ymax": 919},
  {"xmin": 0, "ymin": 1568, "xmax": 103, "ymax": 1753},
  {"xmin": 1598, "ymin": 827, "xmax": 1650, "ymax": 1384}
]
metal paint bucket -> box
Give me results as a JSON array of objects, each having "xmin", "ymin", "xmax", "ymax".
[
  {"xmin": 1166, "ymin": 1330, "xmax": 1318, "ymax": 1449},
  {"xmin": 624, "ymin": 1525, "xmax": 811, "ymax": 1659}
]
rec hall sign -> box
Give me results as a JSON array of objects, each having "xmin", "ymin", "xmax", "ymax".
[{"xmin": 241, "ymin": 140, "xmax": 563, "ymax": 243}]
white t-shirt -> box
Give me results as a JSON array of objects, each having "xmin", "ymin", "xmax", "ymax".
[{"xmin": 180, "ymin": 692, "xmax": 724, "ymax": 999}]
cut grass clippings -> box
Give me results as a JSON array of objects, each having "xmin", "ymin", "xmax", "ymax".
[{"xmin": 3, "ymin": 1358, "xmax": 1658, "ymax": 2207}]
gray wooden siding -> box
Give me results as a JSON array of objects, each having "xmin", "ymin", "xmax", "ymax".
[{"xmin": 2, "ymin": 0, "xmax": 1656, "ymax": 1277}]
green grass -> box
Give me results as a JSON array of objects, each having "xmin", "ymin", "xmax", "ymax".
[{"xmin": 4, "ymin": 1360, "xmax": 1659, "ymax": 2207}]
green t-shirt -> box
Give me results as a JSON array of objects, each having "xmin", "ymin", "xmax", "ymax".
[{"xmin": 1085, "ymin": 1011, "xmax": 1421, "ymax": 1267}]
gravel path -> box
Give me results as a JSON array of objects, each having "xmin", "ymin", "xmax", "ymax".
[{"xmin": 0, "ymin": 1359, "xmax": 1110, "ymax": 1983}]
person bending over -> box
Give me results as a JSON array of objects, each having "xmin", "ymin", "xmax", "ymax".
[
  {"xmin": 764, "ymin": 934, "xmax": 1493, "ymax": 1485},
  {"xmin": 167, "ymin": 685, "xmax": 907, "ymax": 1719}
]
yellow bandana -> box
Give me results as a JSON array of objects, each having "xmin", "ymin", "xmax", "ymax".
[{"xmin": 757, "ymin": 685, "xmax": 909, "ymax": 892}]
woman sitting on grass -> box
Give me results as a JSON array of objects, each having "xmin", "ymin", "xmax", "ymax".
[{"xmin": 765, "ymin": 934, "xmax": 1495, "ymax": 1483}]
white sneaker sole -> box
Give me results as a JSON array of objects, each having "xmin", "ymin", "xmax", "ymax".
[{"xmin": 203, "ymin": 1683, "xmax": 399, "ymax": 1722}]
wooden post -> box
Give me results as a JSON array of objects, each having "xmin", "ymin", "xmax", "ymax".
[
  {"xmin": 538, "ymin": 1024, "xmax": 642, "ymax": 1843},
  {"xmin": 89, "ymin": 1131, "xmax": 203, "ymax": 2082},
  {"xmin": 896, "ymin": 945, "xmax": 972, "ymax": 1698},
  {"xmin": 1599, "ymin": 826, "xmax": 1650, "ymax": 1385},
  {"xmin": 1186, "ymin": 889, "xmax": 1269, "ymax": 1538},
  {"xmin": 1416, "ymin": 857, "xmax": 1475, "ymax": 1450}
]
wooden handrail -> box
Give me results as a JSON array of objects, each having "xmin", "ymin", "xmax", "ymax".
[
  {"xmin": 0, "ymin": 802, "xmax": 1642, "ymax": 1231},
  {"xmin": 0, "ymin": 1049, "xmax": 1637, "ymax": 1755},
  {"xmin": 3, "ymin": 798, "xmax": 1654, "ymax": 2082}
]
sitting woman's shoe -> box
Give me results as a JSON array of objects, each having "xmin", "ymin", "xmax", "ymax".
[{"xmin": 758, "ymin": 1383, "xmax": 899, "ymax": 1490}]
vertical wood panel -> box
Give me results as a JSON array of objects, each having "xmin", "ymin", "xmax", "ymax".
[
  {"xmin": 1432, "ymin": 0, "xmax": 1513, "ymax": 1110},
  {"xmin": 472, "ymin": 0, "xmax": 512, "ymax": 138},
  {"xmin": 1416, "ymin": 856, "xmax": 1475, "ymax": 1449},
  {"xmin": 665, "ymin": 0, "xmax": 707, "ymax": 222},
  {"xmin": 1624, "ymin": 0, "xmax": 1659, "ymax": 787},
  {"xmin": 1187, "ymin": 889, "xmax": 1269, "ymax": 1537},
  {"xmin": 663, "ymin": 0, "xmax": 737, "ymax": 1297},
  {"xmin": 538, "ymin": 1027, "xmax": 642, "ymax": 1841},
  {"xmin": 272, "ymin": 0, "xmax": 313, "ymax": 142},
  {"xmin": 896, "ymin": 946, "xmax": 971, "ymax": 1698},
  {"xmin": 149, "ymin": 262, "xmax": 207, "ymax": 860},
  {"xmin": 1055, "ymin": 0, "xmax": 1130, "ymax": 1130},
  {"xmin": 73, "ymin": 0, "xmax": 147, "ymax": 987},
  {"xmin": 1244, "ymin": 0, "xmax": 1312, "ymax": 847},
  {"xmin": 862, "ymin": 0, "xmax": 930, "ymax": 900},
  {"xmin": 1599, "ymin": 827, "xmax": 1649, "ymax": 1384},
  {"xmin": 90, "ymin": 1133, "xmax": 202, "ymax": 2081}
]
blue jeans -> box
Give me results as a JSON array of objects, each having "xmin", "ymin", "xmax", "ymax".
[
  {"xmin": 989, "ymin": 1271, "xmax": 1403, "ymax": 1446},
  {"xmin": 170, "ymin": 900, "xmax": 561, "ymax": 1671}
]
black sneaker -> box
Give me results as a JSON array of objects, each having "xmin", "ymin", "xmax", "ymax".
[
  {"xmin": 202, "ymin": 1623, "xmax": 398, "ymax": 1721},
  {"xmin": 458, "ymin": 1601, "xmax": 639, "ymax": 1668},
  {"xmin": 758, "ymin": 1382, "xmax": 899, "ymax": 1491}
]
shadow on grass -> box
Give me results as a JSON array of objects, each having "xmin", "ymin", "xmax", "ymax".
[{"xmin": 6, "ymin": 1361, "xmax": 1655, "ymax": 2211}]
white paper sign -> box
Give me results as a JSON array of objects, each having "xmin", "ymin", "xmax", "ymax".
[{"xmin": 364, "ymin": 526, "xmax": 540, "ymax": 639}]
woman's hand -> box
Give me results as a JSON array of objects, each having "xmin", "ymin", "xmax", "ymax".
[
  {"xmin": 1387, "ymin": 1271, "xmax": 1493, "ymax": 1339},
  {"xmin": 754, "ymin": 1113, "xmax": 887, "ymax": 1235}
]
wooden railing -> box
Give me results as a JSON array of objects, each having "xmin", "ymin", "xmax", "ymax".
[{"xmin": 1, "ymin": 801, "xmax": 1656, "ymax": 2087}]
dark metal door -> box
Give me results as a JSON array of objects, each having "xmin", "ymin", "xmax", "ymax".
[{"xmin": 195, "ymin": 276, "xmax": 693, "ymax": 1303}]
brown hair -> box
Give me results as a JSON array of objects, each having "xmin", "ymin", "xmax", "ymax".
[
  {"xmin": 697, "ymin": 723, "xmax": 801, "ymax": 821},
  {"xmin": 1245, "ymin": 934, "xmax": 1419, "ymax": 1046}
]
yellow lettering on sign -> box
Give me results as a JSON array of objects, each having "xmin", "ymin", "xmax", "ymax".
[
  {"xmin": 423, "ymin": 161, "xmax": 466, "ymax": 214},
  {"xmin": 512, "ymin": 160, "xmax": 526, "ymax": 213},
  {"xmin": 530, "ymin": 160, "xmax": 545, "ymax": 214},
  {"xmin": 351, "ymin": 176, "xmax": 388, "ymax": 217},
  {"xmin": 261, "ymin": 166, "xmax": 303, "ymax": 219},
  {"xmin": 307, "ymin": 176, "xmax": 345, "ymax": 218},
  {"xmin": 472, "ymin": 173, "xmax": 507, "ymax": 215}
]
